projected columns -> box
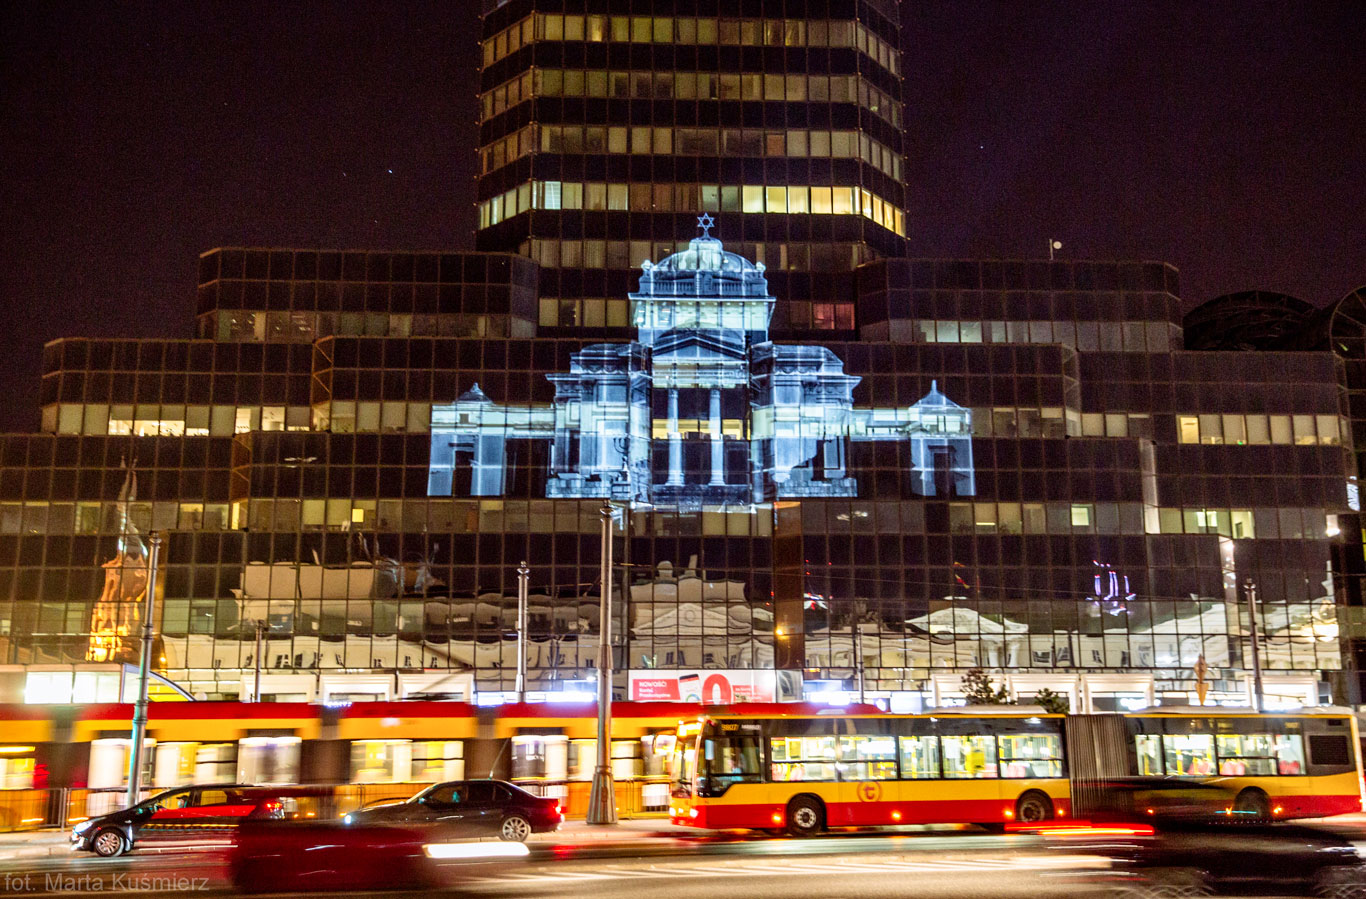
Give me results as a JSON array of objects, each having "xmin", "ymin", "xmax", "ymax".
[
  {"xmin": 666, "ymin": 388, "xmax": 683, "ymax": 486},
  {"xmin": 709, "ymin": 387, "xmax": 724, "ymax": 485}
]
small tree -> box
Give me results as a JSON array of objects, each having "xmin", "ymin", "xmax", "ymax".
[
  {"xmin": 1031, "ymin": 687, "xmax": 1070, "ymax": 715},
  {"xmin": 961, "ymin": 667, "xmax": 1013, "ymax": 705}
]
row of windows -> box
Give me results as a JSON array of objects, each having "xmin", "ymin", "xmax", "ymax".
[
  {"xmin": 484, "ymin": 14, "xmax": 901, "ymax": 78},
  {"xmin": 908, "ymin": 319, "xmax": 1175, "ymax": 353},
  {"xmin": 47, "ymin": 403, "xmax": 314, "ymax": 438},
  {"xmin": 212, "ymin": 310, "xmax": 513, "ymax": 343},
  {"xmin": 945, "ymin": 502, "xmax": 1332, "ymax": 540},
  {"xmin": 2, "ymin": 493, "xmax": 1328, "ymax": 542},
  {"xmin": 527, "ymin": 239, "xmax": 876, "ymax": 279},
  {"xmin": 1177, "ymin": 414, "xmax": 1344, "ymax": 447},
  {"xmin": 1136, "ymin": 733, "xmax": 1306, "ymax": 777},
  {"xmin": 39, "ymin": 401, "xmax": 1347, "ymax": 469},
  {"xmin": 483, "ymin": 67, "xmax": 902, "ymax": 130},
  {"xmin": 483, "ymin": 123, "xmax": 903, "ymax": 183},
  {"xmin": 480, "ymin": 180, "xmax": 906, "ymax": 237}
]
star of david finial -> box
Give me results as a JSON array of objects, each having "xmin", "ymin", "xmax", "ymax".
[{"xmin": 697, "ymin": 212, "xmax": 715, "ymax": 238}]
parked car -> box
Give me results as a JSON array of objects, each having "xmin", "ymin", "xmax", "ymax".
[
  {"xmin": 343, "ymin": 779, "xmax": 563, "ymax": 842},
  {"xmin": 70, "ymin": 784, "xmax": 278, "ymax": 857}
]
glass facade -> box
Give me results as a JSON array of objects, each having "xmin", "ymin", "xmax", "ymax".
[
  {"xmin": 2, "ymin": 230, "xmax": 1353, "ymax": 706},
  {"xmin": 0, "ymin": 3, "xmax": 1354, "ymax": 708}
]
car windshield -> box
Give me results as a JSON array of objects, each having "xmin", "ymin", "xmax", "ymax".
[{"xmin": 411, "ymin": 783, "xmax": 448, "ymax": 803}]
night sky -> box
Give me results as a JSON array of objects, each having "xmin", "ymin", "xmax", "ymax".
[{"xmin": 1, "ymin": 1, "xmax": 1362, "ymax": 434}]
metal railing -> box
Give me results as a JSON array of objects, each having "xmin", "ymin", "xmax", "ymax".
[{"xmin": 0, "ymin": 778, "xmax": 671, "ymax": 833}]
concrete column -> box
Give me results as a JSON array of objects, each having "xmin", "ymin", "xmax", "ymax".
[
  {"xmin": 667, "ymin": 388, "xmax": 683, "ymax": 486},
  {"xmin": 709, "ymin": 387, "xmax": 725, "ymax": 485}
]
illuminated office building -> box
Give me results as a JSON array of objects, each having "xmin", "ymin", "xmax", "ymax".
[
  {"xmin": 0, "ymin": 3, "xmax": 1356, "ymax": 712},
  {"xmin": 474, "ymin": 1, "xmax": 908, "ymax": 332}
]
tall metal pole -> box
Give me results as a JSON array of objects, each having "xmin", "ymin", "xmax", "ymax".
[
  {"xmin": 1246, "ymin": 579, "xmax": 1264, "ymax": 712},
  {"xmin": 515, "ymin": 561, "xmax": 530, "ymax": 702},
  {"xmin": 853, "ymin": 607, "xmax": 866, "ymax": 706},
  {"xmin": 126, "ymin": 532, "xmax": 161, "ymax": 809},
  {"xmin": 586, "ymin": 502, "xmax": 618, "ymax": 825},
  {"xmin": 253, "ymin": 619, "xmax": 264, "ymax": 702}
]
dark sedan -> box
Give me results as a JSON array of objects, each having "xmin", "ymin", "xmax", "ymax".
[{"xmin": 343, "ymin": 779, "xmax": 563, "ymax": 842}]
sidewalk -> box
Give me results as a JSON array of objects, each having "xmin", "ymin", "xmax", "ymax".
[{"xmin": 0, "ymin": 818, "xmax": 696, "ymax": 861}]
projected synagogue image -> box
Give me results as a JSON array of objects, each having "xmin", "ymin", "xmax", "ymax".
[{"xmin": 427, "ymin": 219, "xmax": 975, "ymax": 506}]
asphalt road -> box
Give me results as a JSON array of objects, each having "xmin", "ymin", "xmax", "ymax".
[{"xmin": 6, "ymin": 827, "xmax": 1363, "ymax": 898}]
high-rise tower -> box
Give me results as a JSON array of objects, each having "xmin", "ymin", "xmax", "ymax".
[{"xmin": 474, "ymin": 1, "xmax": 908, "ymax": 336}]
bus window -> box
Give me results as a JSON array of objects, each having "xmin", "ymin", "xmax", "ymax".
[
  {"xmin": 1162, "ymin": 734, "xmax": 1215, "ymax": 775},
  {"xmin": 837, "ymin": 735, "xmax": 897, "ymax": 780},
  {"xmin": 898, "ymin": 735, "xmax": 939, "ymax": 779},
  {"xmin": 998, "ymin": 733, "xmax": 1063, "ymax": 778},
  {"xmin": 1135, "ymin": 735, "xmax": 1163, "ymax": 775},
  {"xmin": 702, "ymin": 735, "xmax": 763, "ymax": 791},
  {"xmin": 942, "ymin": 735, "xmax": 997, "ymax": 779},
  {"xmin": 1215, "ymin": 734, "xmax": 1277, "ymax": 776},
  {"xmin": 1308, "ymin": 733, "xmax": 1351, "ymax": 768},
  {"xmin": 1273, "ymin": 734, "xmax": 1305, "ymax": 775},
  {"xmin": 770, "ymin": 735, "xmax": 838, "ymax": 782}
]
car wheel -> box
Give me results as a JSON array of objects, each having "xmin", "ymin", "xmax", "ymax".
[
  {"xmin": 1234, "ymin": 788, "xmax": 1270, "ymax": 822},
  {"xmin": 785, "ymin": 796, "xmax": 824, "ymax": 838},
  {"xmin": 1016, "ymin": 791, "xmax": 1054, "ymax": 824},
  {"xmin": 500, "ymin": 815, "xmax": 532, "ymax": 842},
  {"xmin": 91, "ymin": 828, "xmax": 128, "ymax": 858}
]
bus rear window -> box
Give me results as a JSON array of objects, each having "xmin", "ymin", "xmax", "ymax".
[{"xmin": 1309, "ymin": 734, "xmax": 1351, "ymax": 767}]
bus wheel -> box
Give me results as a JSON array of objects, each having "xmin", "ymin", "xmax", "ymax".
[
  {"xmin": 786, "ymin": 796, "xmax": 825, "ymax": 837},
  {"xmin": 1016, "ymin": 790, "xmax": 1054, "ymax": 824},
  {"xmin": 1234, "ymin": 788, "xmax": 1270, "ymax": 822}
]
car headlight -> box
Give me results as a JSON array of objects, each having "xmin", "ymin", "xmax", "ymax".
[
  {"xmin": 73, "ymin": 821, "xmax": 93, "ymax": 834},
  {"xmin": 342, "ymin": 814, "xmax": 353, "ymax": 825}
]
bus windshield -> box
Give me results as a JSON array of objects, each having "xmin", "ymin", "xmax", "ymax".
[{"xmin": 700, "ymin": 733, "xmax": 764, "ymax": 793}]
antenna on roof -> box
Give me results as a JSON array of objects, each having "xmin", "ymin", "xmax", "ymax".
[{"xmin": 1048, "ymin": 239, "xmax": 1062, "ymax": 261}]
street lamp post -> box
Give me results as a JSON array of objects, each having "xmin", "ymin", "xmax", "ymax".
[
  {"xmin": 1245, "ymin": 579, "xmax": 1264, "ymax": 712},
  {"xmin": 126, "ymin": 532, "xmax": 162, "ymax": 810},
  {"xmin": 586, "ymin": 501, "xmax": 618, "ymax": 825},
  {"xmin": 253, "ymin": 619, "xmax": 265, "ymax": 702},
  {"xmin": 515, "ymin": 560, "xmax": 530, "ymax": 702}
]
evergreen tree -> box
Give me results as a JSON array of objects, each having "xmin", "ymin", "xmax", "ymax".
[{"xmin": 961, "ymin": 667, "xmax": 1013, "ymax": 705}]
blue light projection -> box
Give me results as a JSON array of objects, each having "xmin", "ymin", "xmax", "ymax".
[{"xmin": 428, "ymin": 219, "xmax": 975, "ymax": 506}]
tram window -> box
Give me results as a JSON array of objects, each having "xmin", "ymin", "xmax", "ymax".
[
  {"xmin": 1215, "ymin": 734, "xmax": 1276, "ymax": 776},
  {"xmin": 770, "ymin": 735, "xmax": 837, "ymax": 782},
  {"xmin": 837, "ymin": 735, "xmax": 897, "ymax": 780},
  {"xmin": 998, "ymin": 734, "xmax": 1063, "ymax": 778},
  {"xmin": 941, "ymin": 735, "xmax": 997, "ymax": 779},
  {"xmin": 1309, "ymin": 734, "xmax": 1351, "ymax": 767},
  {"xmin": 1162, "ymin": 734, "xmax": 1215, "ymax": 775},
  {"xmin": 898, "ymin": 735, "xmax": 939, "ymax": 779},
  {"xmin": 1135, "ymin": 735, "xmax": 1163, "ymax": 775}
]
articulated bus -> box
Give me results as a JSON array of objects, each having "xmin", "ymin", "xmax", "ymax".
[{"xmin": 667, "ymin": 708, "xmax": 1364, "ymax": 835}]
